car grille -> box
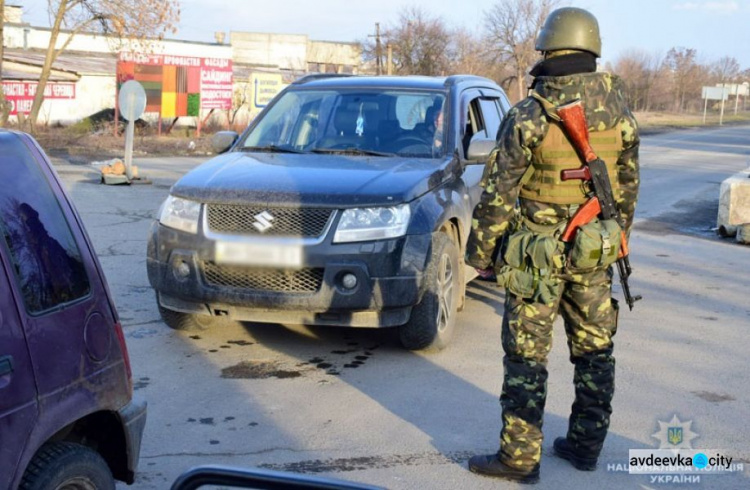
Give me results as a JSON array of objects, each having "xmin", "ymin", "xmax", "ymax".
[
  {"xmin": 202, "ymin": 262, "xmax": 324, "ymax": 293},
  {"xmin": 206, "ymin": 204, "xmax": 333, "ymax": 237}
]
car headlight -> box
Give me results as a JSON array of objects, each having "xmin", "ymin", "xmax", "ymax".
[
  {"xmin": 159, "ymin": 195, "xmax": 201, "ymax": 234},
  {"xmin": 333, "ymin": 204, "xmax": 410, "ymax": 243}
]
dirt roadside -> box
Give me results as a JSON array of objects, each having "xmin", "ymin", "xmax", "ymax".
[{"xmin": 25, "ymin": 110, "xmax": 750, "ymax": 164}]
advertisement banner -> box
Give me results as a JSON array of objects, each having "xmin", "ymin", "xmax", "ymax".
[
  {"xmin": 250, "ymin": 72, "xmax": 285, "ymax": 110},
  {"xmin": 2, "ymin": 81, "xmax": 76, "ymax": 115},
  {"xmin": 201, "ymin": 57, "xmax": 233, "ymax": 110},
  {"xmin": 117, "ymin": 52, "xmax": 233, "ymax": 116}
]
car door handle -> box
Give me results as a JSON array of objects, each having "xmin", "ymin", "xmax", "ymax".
[{"xmin": 0, "ymin": 355, "xmax": 13, "ymax": 376}]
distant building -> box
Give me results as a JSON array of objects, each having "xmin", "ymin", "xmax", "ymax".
[
  {"xmin": 1, "ymin": 5, "xmax": 361, "ymax": 125},
  {"xmin": 230, "ymin": 32, "xmax": 359, "ymax": 74}
]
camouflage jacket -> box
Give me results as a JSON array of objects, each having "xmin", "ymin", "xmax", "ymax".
[{"xmin": 465, "ymin": 72, "xmax": 640, "ymax": 270}]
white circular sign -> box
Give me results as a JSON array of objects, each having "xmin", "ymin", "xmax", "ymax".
[{"xmin": 118, "ymin": 80, "xmax": 147, "ymax": 122}]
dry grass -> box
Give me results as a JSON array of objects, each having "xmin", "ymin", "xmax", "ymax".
[
  {"xmin": 16, "ymin": 109, "xmax": 750, "ymax": 161},
  {"xmin": 29, "ymin": 123, "xmax": 219, "ymax": 163},
  {"xmin": 635, "ymin": 110, "xmax": 750, "ymax": 134}
]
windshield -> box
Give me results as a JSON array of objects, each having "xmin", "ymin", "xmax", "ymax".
[{"xmin": 241, "ymin": 88, "xmax": 447, "ymax": 158}]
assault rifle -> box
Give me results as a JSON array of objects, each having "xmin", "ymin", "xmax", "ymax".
[{"xmin": 556, "ymin": 100, "xmax": 642, "ymax": 310}]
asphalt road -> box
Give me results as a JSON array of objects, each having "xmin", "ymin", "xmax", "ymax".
[{"xmin": 54, "ymin": 125, "xmax": 750, "ymax": 490}]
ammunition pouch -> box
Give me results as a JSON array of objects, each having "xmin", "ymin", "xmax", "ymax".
[
  {"xmin": 495, "ymin": 218, "xmax": 566, "ymax": 305},
  {"xmin": 568, "ymin": 218, "xmax": 622, "ymax": 269}
]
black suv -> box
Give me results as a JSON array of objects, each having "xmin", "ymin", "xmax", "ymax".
[{"xmin": 147, "ymin": 75, "xmax": 510, "ymax": 350}]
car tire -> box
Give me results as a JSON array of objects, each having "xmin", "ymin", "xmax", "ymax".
[
  {"xmin": 157, "ymin": 296, "xmax": 217, "ymax": 332},
  {"xmin": 20, "ymin": 441, "xmax": 115, "ymax": 490},
  {"xmin": 399, "ymin": 232, "xmax": 459, "ymax": 351}
]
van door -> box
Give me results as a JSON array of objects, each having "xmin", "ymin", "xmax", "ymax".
[
  {"xmin": 0, "ymin": 251, "xmax": 38, "ymax": 490},
  {"xmin": 0, "ymin": 133, "xmax": 129, "ymax": 446}
]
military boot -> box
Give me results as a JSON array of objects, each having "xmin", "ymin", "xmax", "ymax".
[
  {"xmin": 468, "ymin": 453, "xmax": 540, "ymax": 484},
  {"xmin": 553, "ymin": 437, "xmax": 598, "ymax": 471}
]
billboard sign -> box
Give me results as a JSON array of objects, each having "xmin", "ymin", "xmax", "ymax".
[
  {"xmin": 714, "ymin": 83, "xmax": 749, "ymax": 96},
  {"xmin": 2, "ymin": 81, "xmax": 76, "ymax": 115},
  {"xmin": 702, "ymin": 86, "xmax": 729, "ymax": 101},
  {"xmin": 250, "ymin": 72, "xmax": 285, "ymax": 110},
  {"xmin": 117, "ymin": 52, "xmax": 233, "ymax": 117}
]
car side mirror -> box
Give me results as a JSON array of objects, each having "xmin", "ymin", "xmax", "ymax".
[
  {"xmin": 466, "ymin": 138, "xmax": 496, "ymax": 164},
  {"xmin": 212, "ymin": 131, "xmax": 239, "ymax": 154}
]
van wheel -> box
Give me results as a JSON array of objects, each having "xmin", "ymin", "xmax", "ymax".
[
  {"xmin": 399, "ymin": 232, "xmax": 459, "ymax": 351},
  {"xmin": 20, "ymin": 442, "xmax": 115, "ymax": 490}
]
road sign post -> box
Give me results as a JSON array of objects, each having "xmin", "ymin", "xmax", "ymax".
[
  {"xmin": 118, "ymin": 80, "xmax": 147, "ymax": 180},
  {"xmin": 701, "ymin": 86, "xmax": 730, "ymax": 125}
]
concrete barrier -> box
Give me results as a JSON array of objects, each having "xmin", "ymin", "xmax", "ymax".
[
  {"xmin": 717, "ymin": 167, "xmax": 750, "ymax": 239},
  {"xmin": 737, "ymin": 224, "xmax": 750, "ymax": 245}
]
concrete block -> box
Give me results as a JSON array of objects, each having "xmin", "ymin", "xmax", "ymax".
[
  {"xmin": 737, "ymin": 223, "xmax": 750, "ymax": 245},
  {"xmin": 717, "ymin": 167, "xmax": 750, "ymax": 237}
]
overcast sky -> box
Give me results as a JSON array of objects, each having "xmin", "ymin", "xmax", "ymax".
[{"xmin": 17, "ymin": 0, "xmax": 750, "ymax": 68}]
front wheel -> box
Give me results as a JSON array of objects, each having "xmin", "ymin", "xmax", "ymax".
[
  {"xmin": 399, "ymin": 232, "xmax": 459, "ymax": 351},
  {"xmin": 20, "ymin": 442, "xmax": 115, "ymax": 490},
  {"xmin": 157, "ymin": 294, "xmax": 218, "ymax": 332}
]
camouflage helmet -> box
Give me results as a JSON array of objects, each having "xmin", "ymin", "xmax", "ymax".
[{"xmin": 535, "ymin": 7, "xmax": 601, "ymax": 58}]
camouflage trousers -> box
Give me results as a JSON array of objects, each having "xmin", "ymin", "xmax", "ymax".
[{"xmin": 498, "ymin": 265, "xmax": 619, "ymax": 471}]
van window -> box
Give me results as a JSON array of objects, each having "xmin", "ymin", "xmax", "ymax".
[{"xmin": 0, "ymin": 134, "xmax": 90, "ymax": 313}]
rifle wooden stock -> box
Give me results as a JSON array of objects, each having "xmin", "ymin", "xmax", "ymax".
[
  {"xmin": 556, "ymin": 100, "xmax": 597, "ymax": 163},
  {"xmin": 554, "ymin": 99, "xmax": 641, "ymax": 309},
  {"xmin": 561, "ymin": 197, "xmax": 601, "ymax": 242}
]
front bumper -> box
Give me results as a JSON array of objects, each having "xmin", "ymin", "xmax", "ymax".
[{"xmin": 147, "ymin": 222, "xmax": 433, "ymax": 327}]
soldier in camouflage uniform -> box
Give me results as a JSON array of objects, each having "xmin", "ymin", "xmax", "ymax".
[{"xmin": 466, "ymin": 7, "xmax": 640, "ymax": 484}]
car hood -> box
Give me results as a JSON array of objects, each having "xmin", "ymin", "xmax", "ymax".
[{"xmin": 171, "ymin": 151, "xmax": 454, "ymax": 207}]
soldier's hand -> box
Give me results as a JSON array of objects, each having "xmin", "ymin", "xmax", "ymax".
[{"xmin": 475, "ymin": 267, "xmax": 495, "ymax": 280}]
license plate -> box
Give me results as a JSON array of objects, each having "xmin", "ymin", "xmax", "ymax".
[{"xmin": 214, "ymin": 241, "xmax": 303, "ymax": 268}]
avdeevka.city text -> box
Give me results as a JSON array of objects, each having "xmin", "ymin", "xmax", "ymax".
[{"xmin": 628, "ymin": 450, "xmax": 738, "ymax": 474}]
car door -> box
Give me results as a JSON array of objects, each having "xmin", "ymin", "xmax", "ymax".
[
  {"xmin": 0, "ymin": 192, "xmax": 39, "ymax": 490},
  {"xmin": 459, "ymin": 91, "xmax": 505, "ymax": 206},
  {"xmin": 0, "ymin": 133, "xmax": 129, "ymax": 449}
]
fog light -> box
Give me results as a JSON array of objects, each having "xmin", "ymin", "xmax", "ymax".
[
  {"xmin": 341, "ymin": 273, "xmax": 358, "ymax": 290},
  {"xmin": 175, "ymin": 260, "xmax": 190, "ymax": 278}
]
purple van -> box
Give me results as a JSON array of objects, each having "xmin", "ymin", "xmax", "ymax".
[{"xmin": 0, "ymin": 130, "xmax": 146, "ymax": 489}]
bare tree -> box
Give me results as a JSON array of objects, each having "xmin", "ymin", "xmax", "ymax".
[
  {"xmin": 712, "ymin": 56, "xmax": 740, "ymax": 83},
  {"xmin": 28, "ymin": 0, "xmax": 180, "ymax": 128},
  {"xmin": 613, "ymin": 49, "xmax": 664, "ymax": 112},
  {"xmin": 450, "ymin": 28, "xmax": 485, "ymax": 75},
  {"xmin": 361, "ymin": 7, "xmax": 453, "ymax": 76},
  {"xmin": 229, "ymin": 83, "xmax": 249, "ymax": 127},
  {"xmin": 665, "ymin": 47, "xmax": 702, "ymax": 112},
  {"xmin": 484, "ymin": 0, "xmax": 558, "ymax": 102}
]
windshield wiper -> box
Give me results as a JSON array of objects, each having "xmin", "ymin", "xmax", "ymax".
[
  {"xmin": 241, "ymin": 145, "xmax": 307, "ymax": 154},
  {"xmin": 310, "ymin": 147, "xmax": 395, "ymax": 157}
]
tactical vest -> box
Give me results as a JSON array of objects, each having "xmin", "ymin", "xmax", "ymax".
[{"xmin": 519, "ymin": 95, "xmax": 623, "ymax": 205}]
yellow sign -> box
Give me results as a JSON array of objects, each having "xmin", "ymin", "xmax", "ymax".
[{"xmin": 250, "ymin": 72, "xmax": 285, "ymax": 110}]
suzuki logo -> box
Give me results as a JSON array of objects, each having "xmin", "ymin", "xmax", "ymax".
[{"xmin": 252, "ymin": 211, "xmax": 274, "ymax": 232}]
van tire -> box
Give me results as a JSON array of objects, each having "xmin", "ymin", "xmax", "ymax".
[
  {"xmin": 399, "ymin": 232, "xmax": 459, "ymax": 351},
  {"xmin": 157, "ymin": 298, "xmax": 216, "ymax": 332},
  {"xmin": 20, "ymin": 442, "xmax": 115, "ymax": 490}
]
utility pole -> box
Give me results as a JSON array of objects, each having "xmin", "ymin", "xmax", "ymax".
[
  {"xmin": 368, "ymin": 23, "xmax": 382, "ymax": 76},
  {"xmin": 387, "ymin": 44, "xmax": 393, "ymax": 75}
]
